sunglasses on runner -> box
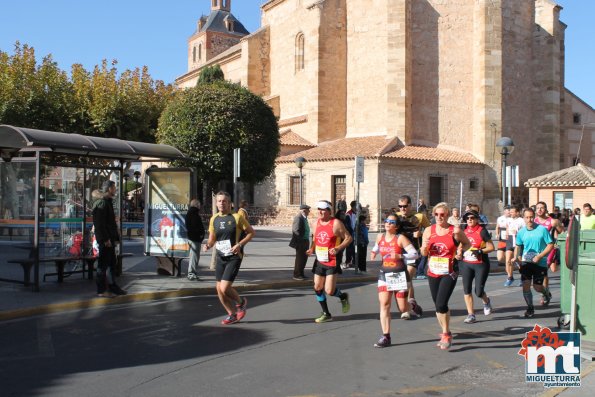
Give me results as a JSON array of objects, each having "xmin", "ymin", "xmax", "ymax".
[
  {"xmin": 434, "ymin": 212, "xmax": 446, "ymax": 217},
  {"xmin": 466, "ymin": 216, "xmax": 476, "ymax": 220},
  {"xmin": 398, "ymin": 205, "xmax": 409, "ymax": 208},
  {"xmin": 384, "ymin": 219, "xmax": 397, "ymax": 225}
]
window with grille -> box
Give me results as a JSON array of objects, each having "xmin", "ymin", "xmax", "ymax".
[
  {"xmin": 289, "ymin": 176, "xmax": 300, "ymax": 205},
  {"xmin": 469, "ymin": 178, "xmax": 479, "ymax": 191}
]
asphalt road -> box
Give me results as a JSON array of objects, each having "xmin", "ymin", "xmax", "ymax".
[{"xmin": 0, "ymin": 274, "xmax": 563, "ymax": 397}]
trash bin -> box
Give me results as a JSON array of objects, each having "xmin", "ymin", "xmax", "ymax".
[{"xmin": 558, "ymin": 229, "xmax": 595, "ymax": 342}]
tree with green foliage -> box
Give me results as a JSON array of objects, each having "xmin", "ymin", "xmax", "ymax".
[
  {"xmin": 0, "ymin": 42, "xmax": 174, "ymax": 142},
  {"xmin": 197, "ymin": 65, "xmax": 225, "ymax": 85},
  {"xmin": 157, "ymin": 79, "xmax": 280, "ymax": 186}
]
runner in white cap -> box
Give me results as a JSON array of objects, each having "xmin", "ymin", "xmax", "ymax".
[{"xmin": 307, "ymin": 200, "xmax": 353, "ymax": 323}]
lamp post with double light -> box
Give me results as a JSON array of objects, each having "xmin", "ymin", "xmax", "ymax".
[
  {"xmin": 294, "ymin": 156, "xmax": 306, "ymax": 206},
  {"xmin": 496, "ymin": 137, "xmax": 515, "ymax": 206}
]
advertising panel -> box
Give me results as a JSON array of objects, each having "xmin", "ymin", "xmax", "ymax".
[{"xmin": 144, "ymin": 168, "xmax": 195, "ymax": 258}]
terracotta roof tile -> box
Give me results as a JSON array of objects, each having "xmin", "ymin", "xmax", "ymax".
[
  {"xmin": 277, "ymin": 137, "xmax": 482, "ymax": 164},
  {"xmin": 277, "ymin": 136, "xmax": 395, "ymax": 162},
  {"xmin": 525, "ymin": 163, "xmax": 595, "ymax": 187},
  {"xmin": 279, "ymin": 130, "xmax": 316, "ymax": 147},
  {"xmin": 382, "ymin": 145, "xmax": 481, "ymax": 164}
]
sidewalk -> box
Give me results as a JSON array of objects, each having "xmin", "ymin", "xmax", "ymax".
[{"xmin": 0, "ymin": 227, "xmax": 379, "ymax": 320}]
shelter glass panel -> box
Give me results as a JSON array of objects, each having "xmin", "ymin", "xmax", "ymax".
[{"xmin": 0, "ymin": 160, "xmax": 36, "ymax": 282}]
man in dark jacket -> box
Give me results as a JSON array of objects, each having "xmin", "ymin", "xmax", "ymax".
[
  {"xmin": 185, "ymin": 199, "xmax": 205, "ymax": 280},
  {"xmin": 93, "ymin": 180, "xmax": 126, "ymax": 297},
  {"xmin": 290, "ymin": 204, "xmax": 311, "ymax": 280}
]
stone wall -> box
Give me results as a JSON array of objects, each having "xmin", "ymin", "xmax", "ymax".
[
  {"xmin": 262, "ymin": 0, "xmax": 321, "ymax": 145},
  {"xmin": 318, "ymin": 0, "xmax": 347, "ymax": 142},
  {"xmin": 563, "ymin": 91, "xmax": 595, "ymax": 167},
  {"xmin": 411, "ymin": 0, "xmax": 474, "ymax": 148},
  {"xmin": 256, "ymin": 158, "xmax": 485, "ymax": 230}
]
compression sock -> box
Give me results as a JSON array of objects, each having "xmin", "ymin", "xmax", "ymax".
[
  {"xmin": 316, "ymin": 290, "xmax": 330, "ymax": 314},
  {"xmin": 331, "ymin": 288, "xmax": 347, "ymax": 300},
  {"xmin": 523, "ymin": 291, "xmax": 533, "ymax": 307}
]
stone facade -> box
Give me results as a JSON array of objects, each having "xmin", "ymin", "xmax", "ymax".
[{"xmin": 175, "ymin": 0, "xmax": 595, "ymax": 226}]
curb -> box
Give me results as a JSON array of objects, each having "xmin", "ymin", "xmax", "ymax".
[{"xmin": 0, "ymin": 276, "xmax": 376, "ymax": 322}]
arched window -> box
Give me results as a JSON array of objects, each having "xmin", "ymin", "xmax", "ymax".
[
  {"xmin": 198, "ymin": 44, "xmax": 202, "ymax": 60},
  {"xmin": 193, "ymin": 47, "xmax": 196, "ymax": 63},
  {"xmin": 295, "ymin": 33, "xmax": 305, "ymax": 72}
]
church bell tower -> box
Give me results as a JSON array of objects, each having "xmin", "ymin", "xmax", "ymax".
[{"xmin": 211, "ymin": 0, "xmax": 231, "ymax": 12}]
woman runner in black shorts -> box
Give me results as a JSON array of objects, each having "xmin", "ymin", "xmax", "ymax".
[{"xmin": 457, "ymin": 210, "xmax": 494, "ymax": 324}]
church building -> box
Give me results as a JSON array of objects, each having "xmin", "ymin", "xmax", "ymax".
[{"xmin": 175, "ymin": 0, "xmax": 595, "ymax": 227}]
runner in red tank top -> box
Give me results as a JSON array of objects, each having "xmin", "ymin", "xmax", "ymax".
[
  {"xmin": 369, "ymin": 214, "xmax": 420, "ymax": 348},
  {"xmin": 306, "ymin": 200, "xmax": 353, "ymax": 323},
  {"xmin": 421, "ymin": 203, "xmax": 470, "ymax": 350},
  {"xmin": 458, "ymin": 210, "xmax": 495, "ymax": 324},
  {"xmin": 534, "ymin": 201, "xmax": 564, "ymax": 301}
]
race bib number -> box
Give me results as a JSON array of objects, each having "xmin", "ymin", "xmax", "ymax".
[
  {"xmin": 385, "ymin": 271, "xmax": 408, "ymax": 291},
  {"xmin": 463, "ymin": 249, "xmax": 480, "ymax": 262},
  {"xmin": 315, "ymin": 246, "xmax": 329, "ymax": 262},
  {"xmin": 522, "ymin": 251, "xmax": 538, "ymax": 263},
  {"xmin": 500, "ymin": 230, "xmax": 507, "ymax": 240},
  {"xmin": 215, "ymin": 240, "xmax": 233, "ymax": 256},
  {"xmin": 429, "ymin": 257, "xmax": 450, "ymax": 275}
]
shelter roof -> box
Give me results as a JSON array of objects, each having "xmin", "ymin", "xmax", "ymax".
[
  {"xmin": 525, "ymin": 163, "xmax": 595, "ymax": 187},
  {"xmin": 0, "ymin": 125, "xmax": 185, "ymax": 161}
]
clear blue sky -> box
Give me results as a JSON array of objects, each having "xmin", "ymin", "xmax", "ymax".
[{"xmin": 0, "ymin": 0, "xmax": 593, "ymax": 106}]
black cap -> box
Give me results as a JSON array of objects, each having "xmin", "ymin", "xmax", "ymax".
[
  {"xmin": 299, "ymin": 204, "xmax": 311, "ymax": 210},
  {"xmin": 462, "ymin": 209, "xmax": 480, "ymax": 221}
]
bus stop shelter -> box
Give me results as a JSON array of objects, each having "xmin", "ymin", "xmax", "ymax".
[{"xmin": 0, "ymin": 125, "xmax": 185, "ymax": 291}]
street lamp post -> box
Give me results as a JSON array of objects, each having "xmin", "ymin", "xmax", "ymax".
[
  {"xmin": 496, "ymin": 137, "xmax": 515, "ymax": 206},
  {"xmin": 294, "ymin": 157, "xmax": 306, "ymax": 206}
]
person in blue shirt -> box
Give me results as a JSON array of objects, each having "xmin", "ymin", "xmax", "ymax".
[{"xmin": 514, "ymin": 207, "xmax": 554, "ymax": 319}]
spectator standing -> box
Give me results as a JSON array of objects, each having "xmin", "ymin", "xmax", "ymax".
[
  {"xmin": 447, "ymin": 208, "xmax": 461, "ymax": 226},
  {"xmin": 580, "ymin": 203, "xmax": 595, "ymax": 229},
  {"xmin": 417, "ymin": 198, "xmax": 428, "ymax": 215},
  {"xmin": 345, "ymin": 200, "xmax": 358, "ymax": 267},
  {"xmin": 336, "ymin": 195, "xmax": 347, "ymax": 212},
  {"xmin": 237, "ymin": 200, "xmax": 249, "ymax": 255},
  {"xmin": 93, "ymin": 180, "xmax": 127, "ymax": 297},
  {"xmin": 356, "ymin": 214, "xmax": 369, "ymax": 272},
  {"xmin": 185, "ymin": 199, "xmax": 205, "ymax": 281},
  {"xmin": 290, "ymin": 204, "xmax": 311, "ymax": 280}
]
